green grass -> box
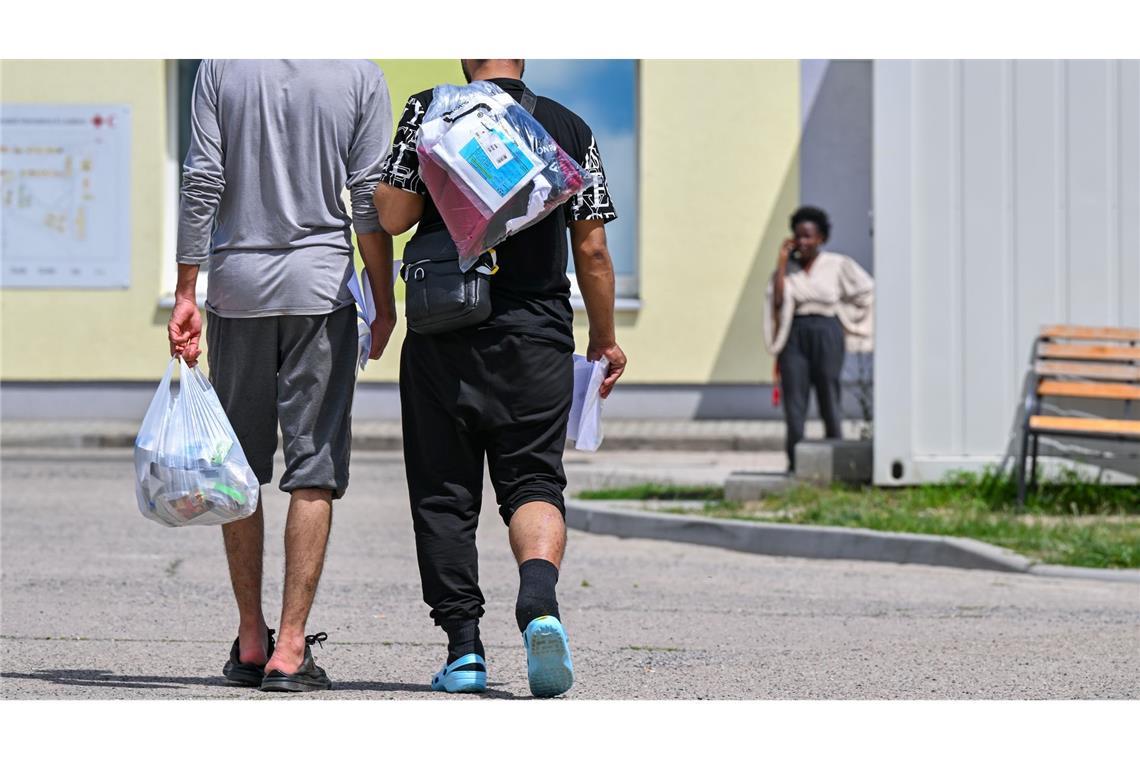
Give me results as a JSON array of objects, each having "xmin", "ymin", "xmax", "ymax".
[
  {"xmin": 577, "ymin": 483, "xmax": 726, "ymax": 501},
  {"xmin": 578, "ymin": 470, "xmax": 1140, "ymax": 569}
]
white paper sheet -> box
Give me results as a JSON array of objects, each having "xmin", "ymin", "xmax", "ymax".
[
  {"xmin": 567, "ymin": 355, "xmax": 609, "ymax": 452},
  {"xmin": 347, "ymin": 260, "xmax": 405, "ymax": 372},
  {"xmin": 346, "ymin": 268, "xmax": 376, "ymax": 371}
]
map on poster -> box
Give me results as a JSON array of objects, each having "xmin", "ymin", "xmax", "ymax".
[{"xmin": 1, "ymin": 105, "xmax": 131, "ymax": 288}]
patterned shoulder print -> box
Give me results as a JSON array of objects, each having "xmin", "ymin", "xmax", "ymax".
[
  {"xmin": 378, "ymin": 95, "xmax": 428, "ymax": 194},
  {"xmin": 569, "ymin": 135, "xmax": 618, "ymax": 222}
]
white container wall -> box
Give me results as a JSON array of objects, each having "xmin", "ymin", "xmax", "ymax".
[{"xmin": 873, "ymin": 60, "xmax": 1140, "ymax": 485}]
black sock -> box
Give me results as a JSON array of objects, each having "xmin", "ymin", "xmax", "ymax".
[
  {"xmin": 515, "ymin": 558, "xmax": 560, "ymax": 632},
  {"xmin": 441, "ymin": 619, "xmax": 484, "ymax": 664}
]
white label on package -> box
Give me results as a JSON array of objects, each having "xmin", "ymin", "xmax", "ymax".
[
  {"xmin": 430, "ymin": 108, "xmax": 544, "ymax": 213},
  {"xmin": 474, "ymin": 118, "xmax": 512, "ymax": 169}
]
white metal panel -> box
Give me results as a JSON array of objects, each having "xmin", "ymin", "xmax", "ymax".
[
  {"xmin": 1120, "ymin": 62, "xmax": 1140, "ymax": 326},
  {"xmin": 961, "ymin": 61, "xmax": 1015, "ymax": 454},
  {"xmin": 1066, "ymin": 61, "xmax": 1117, "ymax": 325},
  {"xmin": 871, "ymin": 61, "xmax": 915, "ymax": 484},
  {"xmin": 1012, "ymin": 61, "xmax": 1064, "ymax": 362},
  {"xmin": 911, "ymin": 61, "xmax": 960, "ymax": 457},
  {"xmin": 874, "ymin": 60, "xmax": 1140, "ymax": 484}
]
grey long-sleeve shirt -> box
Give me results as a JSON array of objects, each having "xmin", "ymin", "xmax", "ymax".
[{"xmin": 176, "ymin": 59, "xmax": 392, "ymax": 317}]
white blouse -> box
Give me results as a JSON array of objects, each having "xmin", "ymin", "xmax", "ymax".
[{"xmin": 763, "ymin": 252, "xmax": 875, "ymax": 355}]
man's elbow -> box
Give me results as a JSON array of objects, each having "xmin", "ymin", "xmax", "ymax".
[
  {"xmin": 181, "ymin": 166, "xmax": 225, "ymax": 198},
  {"xmin": 374, "ymin": 186, "xmax": 418, "ymax": 236},
  {"xmin": 576, "ymin": 243, "xmax": 613, "ymax": 273},
  {"xmin": 378, "ymin": 213, "xmax": 412, "ymax": 237}
]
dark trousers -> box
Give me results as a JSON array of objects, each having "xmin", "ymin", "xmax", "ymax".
[
  {"xmin": 778, "ymin": 315, "xmax": 845, "ymax": 471},
  {"xmin": 399, "ymin": 329, "xmax": 573, "ymax": 625}
]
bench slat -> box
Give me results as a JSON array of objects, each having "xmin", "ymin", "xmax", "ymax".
[
  {"xmin": 1040, "ymin": 325, "xmax": 1140, "ymax": 342},
  {"xmin": 1038, "ymin": 344, "xmax": 1140, "ymax": 362},
  {"xmin": 1037, "ymin": 380, "xmax": 1140, "ymax": 401},
  {"xmin": 1035, "ymin": 361, "xmax": 1140, "ymax": 381},
  {"xmin": 1028, "ymin": 415, "xmax": 1140, "ymax": 438}
]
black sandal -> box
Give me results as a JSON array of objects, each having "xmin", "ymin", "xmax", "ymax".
[
  {"xmin": 260, "ymin": 632, "xmax": 332, "ymax": 693},
  {"xmin": 222, "ymin": 627, "xmax": 276, "ymax": 687}
]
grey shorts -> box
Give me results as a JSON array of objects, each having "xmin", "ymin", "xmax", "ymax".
[{"xmin": 205, "ymin": 305, "xmax": 357, "ymax": 499}]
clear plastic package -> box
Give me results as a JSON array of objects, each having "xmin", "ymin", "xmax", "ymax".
[
  {"xmin": 134, "ymin": 358, "xmax": 260, "ymax": 527},
  {"xmin": 417, "ymin": 81, "xmax": 594, "ymax": 270}
]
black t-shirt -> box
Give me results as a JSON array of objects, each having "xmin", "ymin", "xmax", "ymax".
[{"xmin": 379, "ymin": 78, "xmax": 618, "ymax": 348}]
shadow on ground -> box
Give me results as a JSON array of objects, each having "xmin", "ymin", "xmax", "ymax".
[{"xmin": 1, "ymin": 670, "xmax": 521, "ymax": 698}]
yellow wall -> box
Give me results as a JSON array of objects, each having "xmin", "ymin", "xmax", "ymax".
[
  {"xmin": 571, "ymin": 60, "xmax": 799, "ymax": 384},
  {"xmin": 0, "ymin": 59, "xmax": 466, "ymax": 382},
  {"xmin": 1, "ymin": 59, "xmax": 799, "ymax": 385},
  {"xmin": 1, "ymin": 60, "xmax": 168, "ymax": 380}
]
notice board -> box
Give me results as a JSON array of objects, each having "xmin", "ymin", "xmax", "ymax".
[{"xmin": 1, "ymin": 105, "xmax": 132, "ymax": 288}]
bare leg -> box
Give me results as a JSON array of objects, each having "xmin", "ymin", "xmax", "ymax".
[
  {"xmin": 264, "ymin": 487, "xmax": 333, "ymax": 674},
  {"xmin": 221, "ymin": 494, "xmax": 269, "ymax": 665},
  {"xmin": 509, "ymin": 501, "xmax": 566, "ymax": 568},
  {"xmin": 510, "ymin": 501, "xmax": 573, "ymax": 697}
]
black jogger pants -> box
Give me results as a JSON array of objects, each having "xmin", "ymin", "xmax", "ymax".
[
  {"xmin": 777, "ymin": 314, "xmax": 845, "ymax": 471},
  {"xmin": 399, "ymin": 328, "xmax": 574, "ymax": 626}
]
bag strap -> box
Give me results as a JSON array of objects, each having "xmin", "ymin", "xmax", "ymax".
[
  {"xmin": 520, "ymin": 87, "xmax": 537, "ymax": 115},
  {"xmin": 399, "ymin": 249, "xmax": 498, "ymax": 281},
  {"xmin": 474, "ymin": 250, "xmax": 499, "ymax": 276},
  {"xmin": 443, "ymin": 102, "xmax": 492, "ymax": 123}
]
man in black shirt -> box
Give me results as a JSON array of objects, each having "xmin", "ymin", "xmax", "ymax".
[{"xmin": 375, "ymin": 58, "xmax": 626, "ymax": 698}]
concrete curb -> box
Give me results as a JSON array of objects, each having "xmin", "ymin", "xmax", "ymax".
[
  {"xmin": 565, "ymin": 500, "xmax": 1140, "ymax": 583},
  {"xmin": 0, "ymin": 432, "xmax": 407, "ymax": 451},
  {"xmin": 0, "ymin": 432, "xmax": 139, "ymax": 449},
  {"xmin": 0, "ymin": 428, "xmax": 775, "ymax": 451},
  {"xmin": 1026, "ymin": 564, "xmax": 1140, "ymax": 583}
]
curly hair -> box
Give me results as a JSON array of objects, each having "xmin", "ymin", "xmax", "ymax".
[{"xmin": 790, "ymin": 206, "xmax": 831, "ymax": 241}]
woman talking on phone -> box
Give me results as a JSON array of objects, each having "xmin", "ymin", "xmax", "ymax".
[{"xmin": 765, "ymin": 206, "xmax": 874, "ymax": 472}]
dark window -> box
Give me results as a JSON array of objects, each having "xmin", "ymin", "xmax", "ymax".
[{"xmin": 524, "ymin": 60, "xmax": 639, "ymax": 298}]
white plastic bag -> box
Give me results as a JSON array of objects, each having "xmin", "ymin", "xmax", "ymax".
[
  {"xmin": 134, "ymin": 358, "xmax": 260, "ymax": 527},
  {"xmin": 567, "ymin": 355, "xmax": 609, "ymax": 452}
]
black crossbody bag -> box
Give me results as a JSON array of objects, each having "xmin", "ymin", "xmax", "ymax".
[{"xmin": 400, "ymin": 88, "xmax": 537, "ymax": 336}]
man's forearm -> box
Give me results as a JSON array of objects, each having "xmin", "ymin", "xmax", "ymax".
[
  {"xmin": 570, "ymin": 222, "xmax": 626, "ymax": 395},
  {"xmin": 570, "ymin": 221, "xmax": 618, "ymax": 344},
  {"xmin": 575, "ymin": 255, "xmax": 617, "ymax": 344},
  {"xmin": 175, "ymin": 263, "xmax": 200, "ymax": 303},
  {"xmin": 357, "ymin": 231, "xmax": 396, "ymax": 320}
]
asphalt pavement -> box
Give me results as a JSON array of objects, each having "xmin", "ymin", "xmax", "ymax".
[{"xmin": 2, "ymin": 448, "xmax": 1137, "ymax": 699}]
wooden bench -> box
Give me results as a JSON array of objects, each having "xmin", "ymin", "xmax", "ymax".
[
  {"xmin": 1016, "ymin": 325, "xmax": 1140, "ymax": 504},
  {"xmin": 1037, "ymin": 343, "xmax": 1140, "ymax": 362},
  {"xmin": 1039, "ymin": 325, "xmax": 1140, "ymax": 342}
]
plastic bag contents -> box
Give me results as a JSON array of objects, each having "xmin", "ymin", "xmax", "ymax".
[
  {"xmin": 134, "ymin": 358, "xmax": 260, "ymax": 527},
  {"xmin": 417, "ymin": 81, "xmax": 594, "ymax": 270}
]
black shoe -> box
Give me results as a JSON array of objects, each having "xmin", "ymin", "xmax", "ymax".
[
  {"xmin": 260, "ymin": 632, "xmax": 332, "ymax": 693},
  {"xmin": 222, "ymin": 627, "xmax": 276, "ymax": 687}
]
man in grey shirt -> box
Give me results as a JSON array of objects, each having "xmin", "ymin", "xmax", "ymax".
[{"xmin": 168, "ymin": 59, "xmax": 395, "ymax": 692}]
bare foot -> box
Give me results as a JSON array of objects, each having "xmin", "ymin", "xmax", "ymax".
[{"xmin": 263, "ymin": 633, "xmax": 305, "ymax": 675}]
